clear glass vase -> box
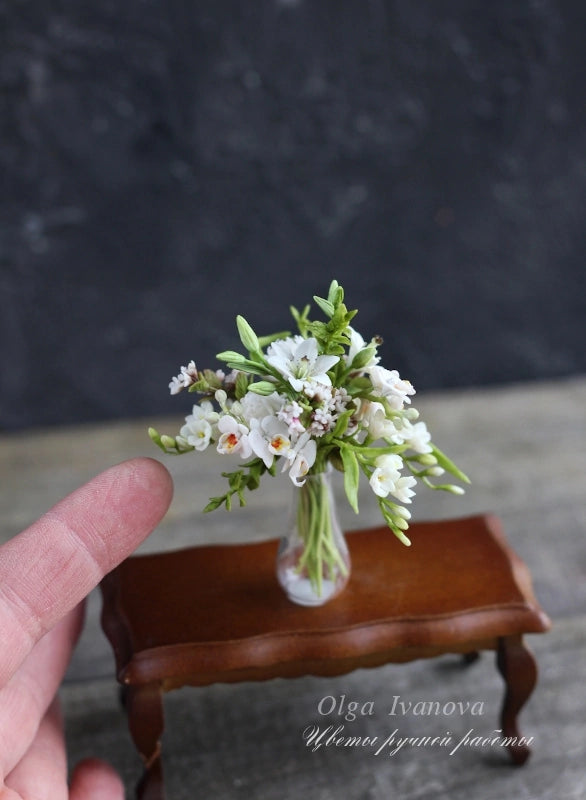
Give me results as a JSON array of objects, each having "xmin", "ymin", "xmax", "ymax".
[{"xmin": 276, "ymin": 467, "xmax": 351, "ymax": 606}]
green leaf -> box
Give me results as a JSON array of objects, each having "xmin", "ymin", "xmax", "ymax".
[
  {"xmin": 290, "ymin": 304, "xmax": 311, "ymax": 336},
  {"xmin": 340, "ymin": 446, "xmax": 360, "ymax": 514},
  {"xmin": 350, "ymin": 346, "xmax": 377, "ymax": 370},
  {"xmin": 327, "ymin": 280, "xmax": 342, "ymax": 305},
  {"xmin": 216, "ymin": 357, "xmax": 267, "ymax": 377},
  {"xmin": 431, "ymin": 445, "xmax": 471, "ymax": 484},
  {"xmin": 234, "ymin": 372, "xmax": 249, "ymax": 400},
  {"xmin": 246, "ymin": 468, "xmax": 262, "ymax": 490},
  {"xmin": 332, "ymin": 408, "xmax": 354, "ymax": 438},
  {"xmin": 307, "ymin": 320, "xmax": 328, "ymax": 339},
  {"xmin": 346, "ymin": 376, "xmax": 373, "ymax": 395},
  {"xmin": 257, "ymin": 330, "xmax": 290, "ymax": 348},
  {"xmin": 313, "ymin": 295, "xmax": 335, "ymax": 317},
  {"xmin": 337, "ymin": 441, "xmax": 404, "ymax": 459},
  {"xmin": 204, "ymin": 497, "xmax": 225, "ymax": 512}
]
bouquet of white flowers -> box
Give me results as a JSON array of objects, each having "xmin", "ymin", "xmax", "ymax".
[{"xmin": 150, "ymin": 280, "xmax": 468, "ymax": 604}]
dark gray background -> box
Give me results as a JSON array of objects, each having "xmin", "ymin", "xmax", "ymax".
[{"xmin": 2, "ymin": 0, "xmax": 585, "ymax": 431}]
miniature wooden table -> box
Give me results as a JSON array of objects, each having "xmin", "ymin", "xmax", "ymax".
[{"xmin": 100, "ymin": 514, "xmax": 551, "ymax": 800}]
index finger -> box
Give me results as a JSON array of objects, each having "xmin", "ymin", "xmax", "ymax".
[{"xmin": 0, "ymin": 457, "xmax": 173, "ymax": 687}]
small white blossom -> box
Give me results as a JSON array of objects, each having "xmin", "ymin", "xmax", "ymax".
[
  {"xmin": 359, "ymin": 400, "xmax": 400, "ymax": 441},
  {"xmin": 216, "ymin": 416, "xmax": 252, "ymax": 458},
  {"xmin": 370, "ymin": 415, "xmax": 432, "ymax": 454},
  {"xmin": 401, "ymin": 420, "xmax": 433, "ymax": 454},
  {"xmin": 267, "ymin": 336, "xmax": 339, "ymax": 392},
  {"xmin": 179, "ymin": 401, "xmax": 220, "ymax": 451},
  {"xmin": 369, "ymin": 454, "xmax": 403, "ymax": 498},
  {"xmin": 368, "ymin": 366, "xmax": 415, "ymax": 410},
  {"xmin": 309, "ymin": 407, "xmax": 336, "ymax": 437},
  {"xmin": 330, "ymin": 386, "xmax": 351, "ymax": 414},
  {"xmin": 369, "ymin": 453, "xmax": 417, "ymax": 503},
  {"xmin": 282, "ymin": 433, "xmax": 317, "ymax": 486},
  {"xmin": 191, "ymin": 400, "xmax": 218, "ymax": 423},
  {"xmin": 180, "ymin": 418, "xmax": 212, "ymax": 451},
  {"xmin": 169, "ymin": 360, "xmax": 198, "ymax": 394},
  {"xmin": 302, "ymin": 380, "xmax": 332, "ymax": 403},
  {"xmin": 278, "ymin": 401, "xmax": 306, "ymax": 436},
  {"xmin": 239, "ymin": 391, "xmax": 284, "ymax": 426},
  {"xmin": 249, "ymin": 415, "xmax": 291, "ymax": 468},
  {"xmin": 390, "ymin": 475, "xmax": 417, "ymax": 504}
]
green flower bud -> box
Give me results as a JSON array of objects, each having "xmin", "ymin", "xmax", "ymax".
[
  {"xmin": 393, "ymin": 505, "xmax": 412, "ymax": 520},
  {"xmin": 446, "ymin": 485, "xmax": 465, "ymax": 495},
  {"xmin": 216, "ymin": 350, "xmax": 247, "ymax": 364},
  {"xmin": 417, "ymin": 453, "xmax": 438, "ymax": 465},
  {"xmin": 247, "ymin": 381, "xmax": 277, "ymax": 396},
  {"xmin": 236, "ymin": 315, "xmax": 260, "ymax": 353}
]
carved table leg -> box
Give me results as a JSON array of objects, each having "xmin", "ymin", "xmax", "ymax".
[
  {"xmin": 496, "ymin": 635, "xmax": 538, "ymax": 766},
  {"xmin": 125, "ymin": 682, "xmax": 166, "ymax": 800}
]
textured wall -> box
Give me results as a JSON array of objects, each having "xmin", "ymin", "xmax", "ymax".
[{"xmin": 2, "ymin": 1, "xmax": 586, "ymax": 429}]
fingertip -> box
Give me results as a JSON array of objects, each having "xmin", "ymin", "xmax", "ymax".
[
  {"xmin": 93, "ymin": 457, "xmax": 174, "ymax": 563},
  {"xmin": 70, "ymin": 758, "xmax": 125, "ymax": 800},
  {"xmin": 123, "ymin": 456, "xmax": 174, "ymax": 506}
]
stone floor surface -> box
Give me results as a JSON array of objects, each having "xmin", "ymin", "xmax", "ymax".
[{"xmin": 1, "ymin": 376, "xmax": 585, "ymax": 799}]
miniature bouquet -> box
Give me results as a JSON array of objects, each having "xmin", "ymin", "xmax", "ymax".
[{"xmin": 150, "ymin": 280, "xmax": 469, "ymax": 606}]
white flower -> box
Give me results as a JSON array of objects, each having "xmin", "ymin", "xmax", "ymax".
[
  {"xmin": 368, "ymin": 366, "xmax": 415, "ymax": 410},
  {"xmin": 266, "ymin": 336, "xmax": 339, "ymax": 392},
  {"xmin": 369, "ymin": 414, "xmax": 432, "ymax": 454},
  {"xmin": 329, "ymin": 386, "xmax": 351, "ymax": 414},
  {"xmin": 179, "ymin": 401, "xmax": 220, "ymax": 451},
  {"xmin": 216, "ymin": 416, "xmax": 252, "ymax": 458},
  {"xmin": 180, "ymin": 418, "xmax": 212, "ymax": 451},
  {"xmin": 309, "ymin": 407, "xmax": 336, "ymax": 437},
  {"xmin": 390, "ymin": 475, "xmax": 417, "ymax": 504},
  {"xmin": 277, "ymin": 400, "xmax": 306, "ymax": 436},
  {"xmin": 282, "ymin": 432, "xmax": 317, "ymax": 486},
  {"xmin": 249, "ymin": 415, "xmax": 291, "ymax": 468},
  {"xmin": 190, "ymin": 400, "xmax": 218, "ymax": 423},
  {"xmin": 401, "ymin": 420, "xmax": 432, "ymax": 454},
  {"xmin": 369, "ymin": 453, "xmax": 417, "ymax": 504},
  {"xmin": 239, "ymin": 391, "xmax": 284, "ymax": 426},
  {"xmin": 369, "ymin": 454, "xmax": 403, "ymax": 497},
  {"xmin": 302, "ymin": 379, "xmax": 332, "ymax": 403},
  {"xmin": 358, "ymin": 400, "xmax": 400, "ymax": 441},
  {"xmin": 169, "ymin": 360, "xmax": 198, "ymax": 394}
]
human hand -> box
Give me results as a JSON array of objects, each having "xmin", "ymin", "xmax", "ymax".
[{"xmin": 0, "ymin": 457, "xmax": 173, "ymax": 799}]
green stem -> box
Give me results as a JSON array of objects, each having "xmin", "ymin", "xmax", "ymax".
[{"xmin": 294, "ymin": 470, "xmax": 348, "ymax": 596}]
